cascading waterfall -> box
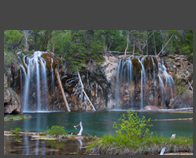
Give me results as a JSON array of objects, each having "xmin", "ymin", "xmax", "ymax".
[
  {"xmin": 20, "ymin": 51, "xmax": 50, "ymax": 112},
  {"xmin": 115, "ymin": 57, "xmax": 133, "ymax": 109},
  {"xmin": 114, "ymin": 55, "xmax": 174, "ymax": 110},
  {"xmin": 138, "ymin": 56, "xmax": 147, "ymax": 110},
  {"xmin": 51, "ymin": 58, "xmax": 55, "ymax": 107}
]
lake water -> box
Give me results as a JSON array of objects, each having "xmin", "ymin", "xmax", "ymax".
[
  {"xmin": 4, "ymin": 111, "xmax": 193, "ymax": 137},
  {"xmin": 4, "ymin": 111, "xmax": 193, "ymax": 155}
]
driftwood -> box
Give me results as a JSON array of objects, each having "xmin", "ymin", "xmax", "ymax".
[
  {"xmin": 77, "ymin": 70, "xmax": 96, "ymax": 111},
  {"xmin": 55, "ymin": 68, "xmax": 71, "ymax": 112},
  {"xmin": 74, "ymin": 121, "xmax": 83, "ymax": 136},
  {"xmin": 188, "ymin": 81, "xmax": 193, "ymax": 91}
]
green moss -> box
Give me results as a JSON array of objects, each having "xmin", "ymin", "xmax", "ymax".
[{"xmin": 132, "ymin": 58, "xmax": 141, "ymax": 75}]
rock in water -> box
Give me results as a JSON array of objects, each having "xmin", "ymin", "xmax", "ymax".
[{"xmin": 144, "ymin": 105, "xmax": 160, "ymax": 110}]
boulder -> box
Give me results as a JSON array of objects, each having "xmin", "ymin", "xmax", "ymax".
[{"xmin": 144, "ymin": 105, "xmax": 163, "ymax": 110}]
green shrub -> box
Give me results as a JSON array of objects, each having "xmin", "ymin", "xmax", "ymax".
[
  {"xmin": 4, "ymin": 115, "xmax": 32, "ymax": 121},
  {"xmin": 87, "ymin": 111, "xmax": 193, "ymax": 154},
  {"xmin": 10, "ymin": 127, "xmax": 22, "ymax": 136},
  {"xmin": 71, "ymin": 135, "xmax": 75, "ymax": 140},
  {"xmin": 113, "ymin": 111, "xmax": 153, "ymax": 138},
  {"xmin": 44, "ymin": 126, "xmax": 67, "ymax": 136}
]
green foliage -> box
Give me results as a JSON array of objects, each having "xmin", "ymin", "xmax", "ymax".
[
  {"xmin": 4, "ymin": 30, "xmax": 23, "ymax": 50},
  {"xmin": 10, "ymin": 127, "xmax": 22, "ymax": 136},
  {"xmin": 4, "ymin": 51, "xmax": 18, "ymax": 65},
  {"xmin": 87, "ymin": 134, "xmax": 193, "ymax": 154},
  {"xmin": 113, "ymin": 111, "xmax": 152, "ymax": 138},
  {"xmin": 44, "ymin": 125, "xmax": 67, "ymax": 136},
  {"xmin": 4, "ymin": 115, "xmax": 32, "ymax": 121},
  {"xmin": 4, "ymin": 30, "xmax": 193, "ymax": 70}
]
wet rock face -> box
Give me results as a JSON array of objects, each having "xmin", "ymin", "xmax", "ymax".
[
  {"xmin": 4, "ymin": 51, "xmax": 193, "ymax": 112},
  {"xmin": 4, "ymin": 73, "xmax": 22, "ymax": 114},
  {"xmin": 165, "ymin": 54, "xmax": 193, "ymax": 82},
  {"xmin": 4, "ymin": 74, "xmax": 8, "ymax": 88},
  {"xmin": 4, "ymin": 87, "xmax": 22, "ymax": 114},
  {"xmin": 61, "ymin": 65, "xmax": 111, "ymax": 111},
  {"xmin": 164, "ymin": 54, "xmax": 193, "ymax": 108}
]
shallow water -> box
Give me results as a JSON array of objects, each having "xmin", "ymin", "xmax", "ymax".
[{"xmin": 4, "ymin": 111, "xmax": 193, "ymax": 137}]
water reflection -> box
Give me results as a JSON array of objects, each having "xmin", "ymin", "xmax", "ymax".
[{"xmin": 4, "ymin": 136, "xmax": 87, "ymax": 155}]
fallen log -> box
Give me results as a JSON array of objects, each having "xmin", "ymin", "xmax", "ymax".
[{"xmin": 55, "ymin": 68, "xmax": 71, "ymax": 112}]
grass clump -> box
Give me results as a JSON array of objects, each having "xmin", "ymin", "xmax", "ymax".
[
  {"xmin": 44, "ymin": 126, "xmax": 67, "ymax": 136},
  {"xmin": 87, "ymin": 111, "xmax": 193, "ymax": 155}
]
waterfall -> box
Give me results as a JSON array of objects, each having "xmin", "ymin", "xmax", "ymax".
[
  {"xmin": 114, "ymin": 55, "xmax": 174, "ymax": 110},
  {"xmin": 151, "ymin": 57, "xmax": 156, "ymax": 99},
  {"xmin": 51, "ymin": 58, "xmax": 55, "ymax": 107},
  {"xmin": 21, "ymin": 51, "xmax": 50, "ymax": 112},
  {"xmin": 157, "ymin": 59, "xmax": 174, "ymax": 106},
  {"xmin": 138, "ymin": 55, "xmax": 147, "ymax": 110},
  {"xmin": 115, "ymin": 57, "xmax": 133, "ymax": 109}
]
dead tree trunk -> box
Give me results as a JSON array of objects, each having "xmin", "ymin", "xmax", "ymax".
[
  {"xmin": 170, "ymin": 80, "xmax": 193, "ymax": 107},
  {"xmin": 124, "ymin": 30, "xmax": 129, "ymax": 57},
  {"xmin": 133, "ymin": 33, "xmax": 135, "ymax": 56},
  {"xmin": 77, "ymin": 70, "xmax": 96, "ymax": 111},
  {"xmin": 158, "ymin": 35, "xmax": 173, "ymax": 56},
  {"xmin": 55, "ymin": 68, "xmax": 71, "ymax": 112}
]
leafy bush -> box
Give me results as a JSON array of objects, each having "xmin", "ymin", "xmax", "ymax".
[
  {"xmin": 113, "ymin": 111, "xmax": 153, "ymax": 138},
  {"xmin": 44, "ymin": 126, "xmax": 67, "ymax": 136},
  {"xmin": 10, "ymin": 127, "xmax": 22, "ymax": 136}
]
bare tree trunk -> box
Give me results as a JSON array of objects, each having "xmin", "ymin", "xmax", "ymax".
[
  {"xmin": 153, "ymin": 32, "xmax": 157, "ymax": 55},
  {"xmin": 77, "ymin": 70, "xmax": 96, "ymax": 111},
  {"xmin": 124, "ymin": 30, "xmax": 129, "ymax": 56},
  {"xmin": 141, "ymin": 30, "xmax": 155, "ymax": 51},
  {"xmin": 55, "ymin": 68, "xmax": 71, "ymax": 112},
  {"xmin": 158, "ymin": 35, "xmax": 173, "ymax": 56},
  {"xmin": 23, "ymin": 30, "xmax": 31, "ymax": 51},
  {"xmin": 146, "ymin": 31, "xmax": 148, "ymax": 55},
  {"xmin": 170, "ymin": 80, "xmax": 193, "ymax": 107},
  {"xmin": 133, "ymin": 33, "xmax": 135, "ymax": 56}
]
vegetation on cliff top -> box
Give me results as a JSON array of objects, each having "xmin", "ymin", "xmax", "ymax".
[{"xmin": 4, "ymin": 30, "xmax": 193, "ymax": 70}]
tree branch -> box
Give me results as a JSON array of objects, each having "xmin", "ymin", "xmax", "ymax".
[
  {"xmin": 55, "ymin": 68, "xmax": 71, "ymax": 112},
  {"xmin": 77, "ymin": 70, "xmax": 96, "ymax": 111},
  {"xmin": 158, "ymin": 35, "xmax": 173, "ymax": 56}
]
